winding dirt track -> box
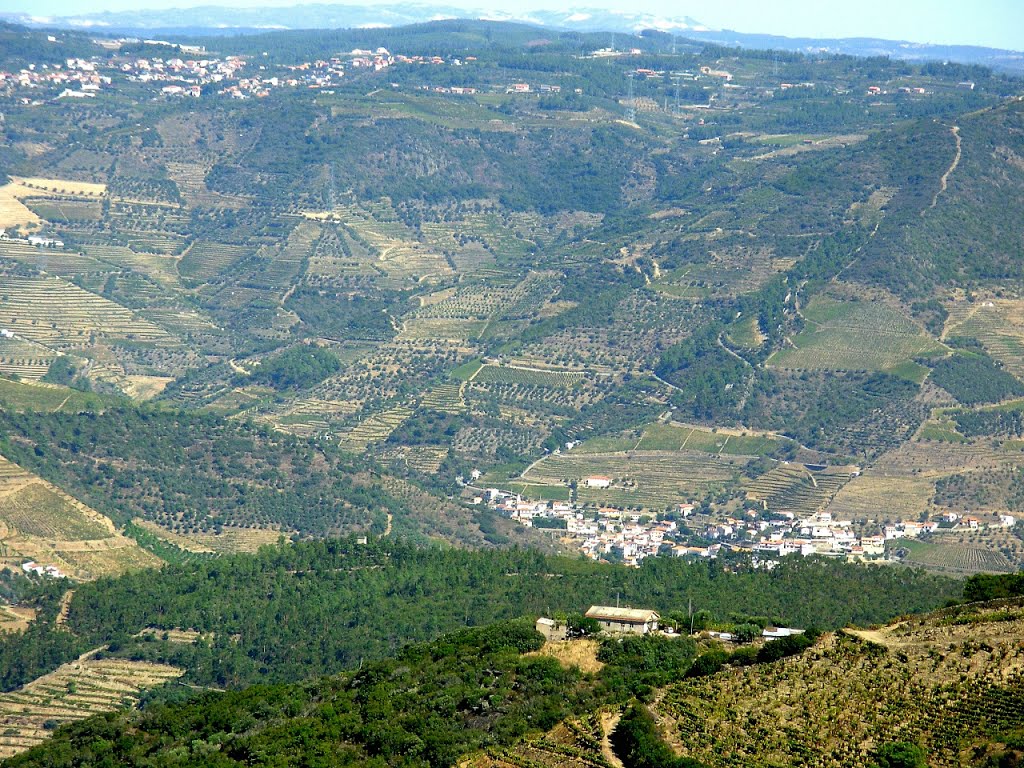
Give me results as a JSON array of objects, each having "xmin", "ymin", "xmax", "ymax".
[{"xmin": 927, "ymin": 125, "xmax": 962, "ymax": 211}]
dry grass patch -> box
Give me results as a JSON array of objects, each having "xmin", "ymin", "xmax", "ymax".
[
  {"xmin": 121, "ymin": 375, "xmax": 174, "ymax": 401},
  {"xmin": 184, "ymin": 526, "xmax": 285, "ymax": 554},
  {"xmin": 527, "ymin": 639, "xmax": 604, "ymax": 674},
  {"xmin": 825, "ymin": 473, "xmax": 935, "ymax": 522},
  {"xmin": 0, "ymin": 177, "xmax": 107, "ymax": 230},
  {"xmin": 0, "ymin": 605, "xmax": 36, "ymax": 634}
]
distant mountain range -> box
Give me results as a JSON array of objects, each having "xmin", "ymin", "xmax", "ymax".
[{"xmin": 3, "ymin": 3, "xmax": 1022, "ymax": 72}]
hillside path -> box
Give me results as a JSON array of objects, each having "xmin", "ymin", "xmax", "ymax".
[
  {"xmin": 927, "ymin": 125, "xmax": 962, "ymax": 211},
  {"xmin": 600, "ymin": 711, "xmax": 624, "ymax": 768},
  {"xmin": 55, "ymin": 589, "xmax": 75, "ymax": 628}
]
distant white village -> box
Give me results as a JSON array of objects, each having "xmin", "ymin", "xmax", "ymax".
[
  {"xmin": 0, "ymin": 40, "xmax": 572, "ymax": 104},
  {"xmin": 476, "ymin": 481, "xmax": 1016, "ymax": 568}
]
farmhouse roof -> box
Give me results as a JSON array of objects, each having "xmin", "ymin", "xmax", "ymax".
[{"xmin": 585, "ymin": 606, "xmax": 660, "ymax": 623}]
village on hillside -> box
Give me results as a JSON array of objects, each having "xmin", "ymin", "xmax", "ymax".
[
  {"xmin": 473, "ymin": 482, "xmax": 1017, "ymax": 568},
  {"xmin": 0, "ymin": 39, "xmax": 568, "ymax": 102}
]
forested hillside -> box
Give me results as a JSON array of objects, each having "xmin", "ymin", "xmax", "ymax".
[
  {"xmin": 6, "ymin": 575, "xmax": 1023, "ymax": 768},
  {"xmin": 0, "ymin": 538, "xmax": 958, "ymax": 694}
]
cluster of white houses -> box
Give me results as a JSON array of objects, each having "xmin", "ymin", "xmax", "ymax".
[
  {"xmin": 484, "ymin": 483, "xmax": 1019, "ymax": 567},
  {"xmin": 482, "ymin": 488, "xmax": 686, "ymax": 566},
  {"xmin": 0, "ymin": 43, "xmax": 479, "ymax": 102},
  {"xmin": 21, "ymin": 561, "xmax": 65, "ymax": 579}
]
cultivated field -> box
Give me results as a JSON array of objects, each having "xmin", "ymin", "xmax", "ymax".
[
  {"xmin": 0, "ymin": 378, "xmax": 107, "ymax": 413},
  {"xmin": 474, "ymin": 364, "xmax": 586, "ymax": 388},
  {"xmin": 0, "ymin": 454, "xmax": 161, "ymax": 579},
  {"xmin": 0, "ymin": 275, "xmax": 176, "ymax": 350},
  {"xmin": 523, "ymin": 450, "xmax": 749, "ymax": 509},
  {"xmin": 656, "ymin": 602, "xmax": 1024, "ymax": 767},
  {"xmin": 183, "ymin": 526, "xmax": 285, "ymax": 554},
  {"xmin": 945, "ymin": 297, "xmax": 1024, "ymax": 380},
  {"xmin": 0, "ymin": 239, "xmax": 114, "ymax": 276},
  {"xmin": 0, "ymin": 652, "xmax": 182, "ymax": 760},
  {"xmin": 465, "ymin": 710, "xmax": 614, "ymax": 768},
  {"xmin": 0, "ymin": 335, "xmax": 59, "ymax": 381},
  {"xmin": 178, "ymin": 240, "xmax": 250, "ymax": 281},
  {"xmin": 743, "ymin": 463, "xmax": 852, "ymax": 516},
  {"xmin": 0, "ymin": 177, "xmax": 106, "ymax": 231},
  {"xmin": 339, "ymin": 406, "xmax": 414, "ymax": 451},
  {"xmin": 769, "ymin": 295, "xmax": 945, "ymax": 373},
  {"xmin": 637, "ymin": 422, "xmax": 790, "ymax": 456},
  {"xmin": 895, "ymin": 537, "xmax": 1018, "ymax": 574},
  {"xmin": 825, "ymin": 473, "xmax": 935, "ymax": 522}
]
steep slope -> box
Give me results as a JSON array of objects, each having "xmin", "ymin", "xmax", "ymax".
[
  {"xmin": 7, "ymin": 590, "xmax": 1024, "ymax": 768},
  {"xmin": 0, "ymin": 454, "xmax": 159, "ymax": 580},
  {"xmin": 653, "ymin": 599, "xmax": 1024, "ymax": 767}
]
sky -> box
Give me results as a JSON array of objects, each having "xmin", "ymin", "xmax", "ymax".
[{"xmin": 7, "ymin": 0, "xmax": 1024, "ymax": 52}]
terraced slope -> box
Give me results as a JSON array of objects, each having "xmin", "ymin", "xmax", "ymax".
[
  {"xmin": 0, "ymin": 652, "xmax": 182, "ymax": 760},
  {"xmin": 0, "ymin": 275, "xmax": 175, "ymax": 349},
  {"xmin": 0, "ymin": 454, "xmax": 160, "ymax": 579},
  {"xmin": 655, "ymin": 600, "xmax": 1024, "ymax": 767},
  {"xmin": 473, "ymin": 600, "xmax": 1024, "ymax": 768}
]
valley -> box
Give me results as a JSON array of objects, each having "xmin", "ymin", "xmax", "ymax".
[{"xmin": 0, "ymin": 13, "xmax": 1022, "ymax": 765}]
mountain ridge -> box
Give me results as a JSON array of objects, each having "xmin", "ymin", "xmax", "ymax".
[{"xmin": 2, "ymin": 4, "xmax": 1021, "ymax": 72}]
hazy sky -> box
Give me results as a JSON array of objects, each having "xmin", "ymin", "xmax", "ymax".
[{"xmin": 10, "ymin": 0, "xmax": 1024, "ymax": 52}]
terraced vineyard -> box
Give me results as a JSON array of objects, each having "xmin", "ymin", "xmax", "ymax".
[
  {"xmin": 636, "ymin": 422, "xmax": 790, "ymax": 457},
  {"xmin": 178, "ymin": 240, "xmax": 250, "ymax": 281},
  {"xmin": 419, "ymin": 382, "xmax": 466, "ymax": 414},
  {"xmin": 0, "ymin": 653, "xmax": 183, "ymax": 760},
  {"xmin": 769, "ymin": 294, "xmax": 945, "ymax": 373},
  {"xmin": 385, "ymin": 445, "xmax": 449, "ymax": 474},
  {"xmin": 896, "ymin": 536, "xmax": 1019, "ymax": 574},
  {"xmin": 655, "ymin": 601, "xmax": 1024, "ymax": 768},
  {"xmin": 743, "ymin": 464, "xmax": 852, "ymax": 516},
  {"xmin": 945, "ymin": 298, "xmax": 1024, "ymax": 380},
  {"xmin": 467, "ymin": 711, "xmax": 614, "ymax": 768},
  {"xmin": 183, "ymin": 526, "xmax": 285, "ymax": 554},
  {"xmin": 80, "ymin": 244, "xmax": 180, "ymax": 287},
  {"xmin": 165, "ymin": 161, "xmax": 248, "ymax": 209},
  {"xmin": 0, "ymin": 335, "xmax": 58, "ymax": 381},
  {"xmin": 0, "ymin": 454, "xmax": 160, "ymax": 579},
  {"xmin": 0, "ymin": 276, "xmax": 176, "ymax": 349},
  {"xmin": 339, "ymin": 405, "xmax": 415, "ymax": 451},
  {"xmin": 326, "ymin": 202, "xmax": 453, "ymax": 285},
  {"xmin": 876, "ymin": 439, "xmax": 1022, "ymax": 477},
  {"xmin": 824, "ymin": 473, "xmax": 935, "ymax": 522},
  {"xmin": 0, "ymin": 240, "xmax": 111, "ymax": 275},
  {"xmin": 474, "ymin": 364, "xmax": 586, "ymax": 388},
  {"xmin": 523, "ymin": 450, "xmax": 749, "ymax": 509},
  {"xmin": 269, "ymin": 397, "xmax": 359, "ymax": 437},
  {"xmin": 242, "ymin": 221, "xmax": 318, "ymax": 292}
]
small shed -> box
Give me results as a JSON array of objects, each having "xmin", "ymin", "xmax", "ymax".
[
  {"xmin": 585, "ymin": 606, "xmax": 660, "ymax": 635},
  {"xmin": 535, "ymin": 617, "xmax": 567, "ymax": 641}
]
